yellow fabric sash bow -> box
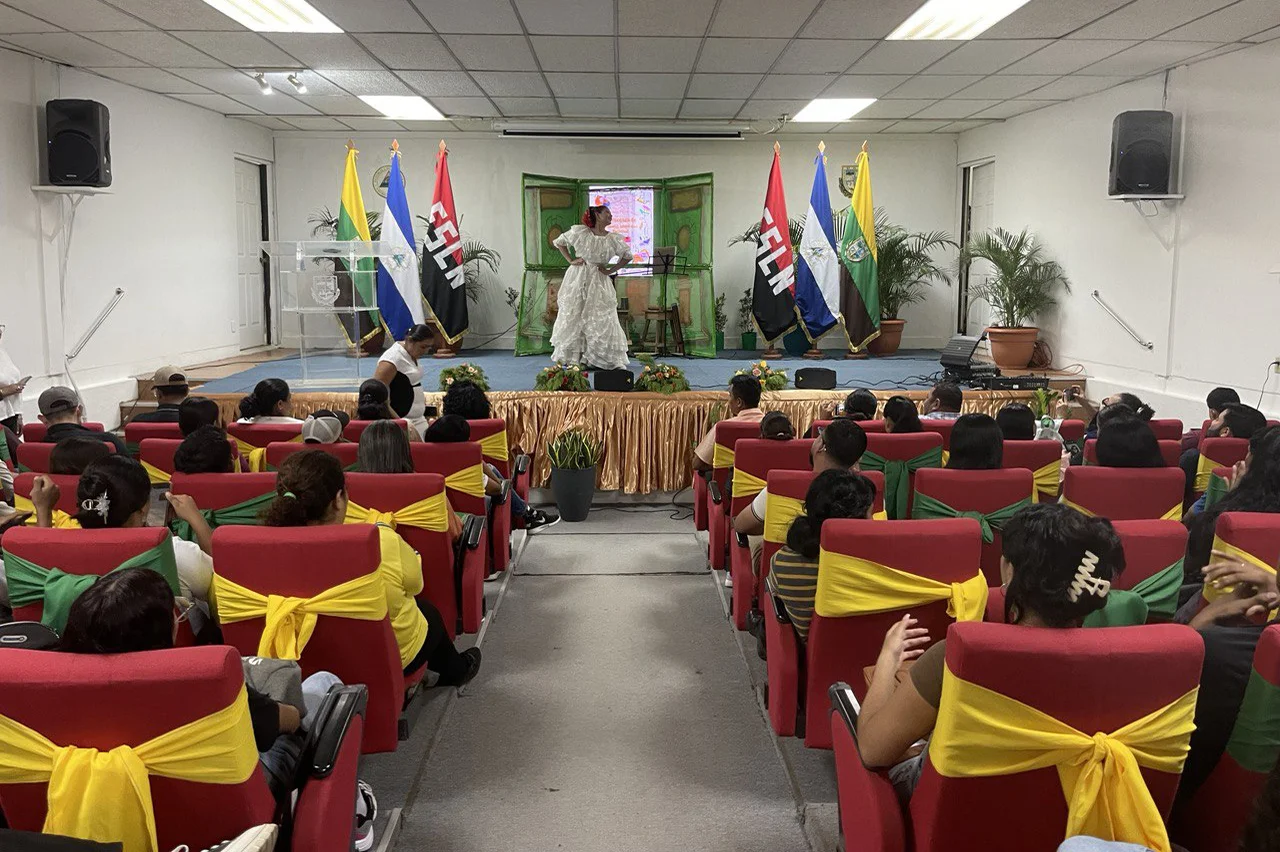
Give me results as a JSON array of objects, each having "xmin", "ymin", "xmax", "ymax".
[
  {"xmin": 0, "ymin": 685, "xmax": 258, "ymax": 852},
  {"xmin": 1196, "ymin": 453, "xmax": 1228, "ymax": 493},
  {"xmin": 930, "ymin": 675, "xmax": 1197, "ymax": 852},
  {"xmin": 12, "ymin": 495, "xmax": 80, "ymax": 529},
  {"xmin": 1032, "ymin": 459, "xmax": 1062, "ymax": 502},
  {"xmin": 814, "ymin": 548, "xmax": 988, "ymax": 621},
  {"xmin": 1060, "ymin": 496, "xmax": 1181, "ymax": 522},
  {"xmin": 444, "ymin": 463, "xmax": 486, "ymax": 499},
  {"xmin": 213, "ymin": 570, "xmax": 388, "ymax": 659},
  {"xmin": 478, "ymin": 430, "xmax": 509, "ymax": 464},
  {"xmin": 345, "ymin": 493, "xmax": 448, "ymax": 532},
  {"xmin": 873, "ymin": 509, "xmax": 888, "ymax": 521},
  {"xmin": 234, "ymin": 434, "xmax": 303, "ymax": 473},
  {"xmin": 764, "ymin": 492, "xmax": 805, "ymax": 545},
  {"xmin": 140, "ymin": 459, "xmax": 171, "ymax": 485},
  {"xmin": 732, "ymin": 468, "xmax": 768, "ymax": 499},
  {"xmin": 712, "ymin": 442, "xmax": 735, "ymax": 470},
  {"xmin": 1203, "ymin": 537, "xmax": 1278, "ymax": 605}
]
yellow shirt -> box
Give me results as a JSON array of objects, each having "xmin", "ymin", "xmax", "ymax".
[{"xmin": 376, "ymin": 524, "xmax": 428, "ymax": 668}]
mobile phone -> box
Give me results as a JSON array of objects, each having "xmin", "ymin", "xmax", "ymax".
[
  {"xmin": 424, "ymin": 405, "xmax": 439, "ymax": 418},
  {"xmin": 18, "ymin": 376, "xmax": 30, "ymax": 385}
]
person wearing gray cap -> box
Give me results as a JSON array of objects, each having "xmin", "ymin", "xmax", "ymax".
[
  {"xmin": 35, "ymin": 386, "xmax": 126, "ymax": 455},
  {"xmin": 301, "ymin": 410, "xmax": 349, "ymax": 445},
  {"xmin": 131, "ymin": 365, "xmax": 190, "ymax": 424}
]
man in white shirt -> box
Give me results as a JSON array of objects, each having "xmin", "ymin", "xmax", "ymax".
[
  {"xmin": 692, "ymin": 375, "xmax": 767, "ymax": 472},
  {"xmin": 921, "ymin": 381, "xmax": 963, "ymax": 420}
]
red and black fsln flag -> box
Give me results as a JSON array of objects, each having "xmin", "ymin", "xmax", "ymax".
[
  {"xmin": 421, "ymin": 141, "xmax": 468, "ymax": 345},
  {"xmin": 751, "ymin": 144, "xmax": 797, "ymax": 343}
]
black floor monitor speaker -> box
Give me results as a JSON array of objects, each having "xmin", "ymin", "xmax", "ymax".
[
  {"xmin": 1109, "ymin": 110, "xmax": 1172, "ymax": 196},
  {"xmin": 795, "ymin": 367, "xmax": 836, "ymax": 390},
  {"xmin": 46, "ymin": 99, "xmax": 111, "ymax": 187},
  {"xmin": 593, "ymin": 369, "xmax": 633, "ymax": 392}
]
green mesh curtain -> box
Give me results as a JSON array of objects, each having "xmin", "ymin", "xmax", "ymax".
[{"xmin": 515, "ymin": 173, "xmax": 715, "ymax": 358}]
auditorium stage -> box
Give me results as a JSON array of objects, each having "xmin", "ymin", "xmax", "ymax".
[{"xmin": 190, "ymin": 348, "xmax": 1083, "ymax": 496}]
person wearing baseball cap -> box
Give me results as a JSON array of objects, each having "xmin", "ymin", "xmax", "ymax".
[
  {"xmin": 301, "ymin": 410, "xmax": 349, "ymax": 445},
  {"xmin": 131, "ymin": 366, "xmax": 190, "ymax": 423},
  {"xmin": 35, "ymin": 386, "xmax": 126, "ymax": 454}
]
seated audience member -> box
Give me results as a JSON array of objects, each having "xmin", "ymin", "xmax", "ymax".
[
  {"xmin": 441, "ymin": 378, "xmax": 492, "ymax": 421},
  {"xmin": 995, "ymin": 403, "xmax": 1037, "ymax": 441},
  {"xmin": 760, "ymin": 411, "xmax": 795, "ymax": 441},
  {"xmin": 302, "ymin": 411, "xmax": 348, "ymax": 445},
  {"xmin": 1183, "ymin": 425, "xmax": 1280, "ymax": 585},
  {"xmin": 856, "ymin": 503, "xmax": 1123, "ymax": 798},
  {"xmin": 692, "ymin": 375, "xmax": 766, "ymax": 472},
  {"xmin": 130, "ymin": 366, "xmax": 189, "ymax": 423},
  {"xmin": 179, "ymin": 395, "xmax": 222, "ymax": 435},
  {"xmin": 0, "ymin": 425, "xmax": 11, "ymax": 501},
  {"xmin": 946, "ymin": 413, "xmax": 1003, "ymax": 470},
  {"xmin": 1183, "ymin": 386, "xmax": 1241, "ymax": 452},
  {"xmin": 35, "ymin": 386, "xmax": 126, "ymax": 454},
  {"xmin": 1093, "ymin": 402, "xmax": 1136, "ymax": 434},
  {"xmin": 921, "ymin": 382, "xmax": 963, "ymax": 420},
  {"xmin": 1180, "ymin": 402, "xmax": 1268, "ymax": 509},
  {"xmin": 842, "ymin": 388, "xmax": 878, "ymax": 421},
  {"xmin": 358, "ymin": 419, "xmax": 415, "ymax": 475},
  {"xmin": 56, "ymin": 567, "xmax": 363, "ymax": 824},
  {"xmin": 357, "ymin": 379, "xmax": 397, "ymax": 422},
  {"xmin": 173, "ymin": 424, "xmax": 235, "ymax": 475},
  {"xmin": 882, "ymin": 395, "xmax": 923, "ymax": 434},
  {"xmin": 236, "ymin": 378, "xmax": 302, "ymax": 424},
  {"xmin": 1094, "ymin": 413, "xmax": 1164, "ymax": 468},
  {"xmin": 768, "ymin": 470, "xmax": 876, "ymax": 644},
  {"xmin": 263, "ymin": 450, "xmax": 482, "ymax": 686},
  {"xmin": 49, "ymin": 436, "xmax": 112, "ymax": 475},
  {"xmin": 1059, "ymin": 387, "xmax": 1154, "ymax": 439}
]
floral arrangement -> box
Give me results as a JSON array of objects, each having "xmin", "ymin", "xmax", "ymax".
[
  {"xmin": 635, "ymin": 355, "xmax": 690, "ymax": 395},
  {"xmin": 535, "ymin": 363, "xmax": 591, "ymax": 392},
  {"xmin": 735, "ymin": 360, "xmax": 788, "ymax": 391},
  {"xmin": 438, "ymin": 362, "xmax": 490, "ymax": 392}
]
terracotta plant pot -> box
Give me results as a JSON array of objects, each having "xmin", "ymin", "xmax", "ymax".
[
  {"xmin": 868, "ymin": 319, "xmax": 905, "ymax": 356},
  {"xmin": 987, "ymin": 326, "xmax": 1039, "ymax": 369}
]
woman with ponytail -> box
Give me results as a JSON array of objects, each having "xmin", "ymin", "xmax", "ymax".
[
  {"xmin": 373, "ymin": 323, "xmax": 433, "ymax": 437},
  {"xmin": 236, "ymin": 378, "xmax": 301, "ymax": 424},
  {"xmin": 262, "ymin": 450, "xmax": 481, "ymax": 686},
  {"xmin": 767, "ymin": 469, "xmax": 877, "ymax": 643},
  {"xmin": 548, "ymin": 204, "xmax": 632, "ymax": 370}
]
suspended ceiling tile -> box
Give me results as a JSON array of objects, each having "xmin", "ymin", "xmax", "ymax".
[
  {"xmin": 619, "ymin": 37, "xmax": 701, "ymax": 73},
  {"xmin": 827, "ymin": 118, "xmax": 896, "ymax": 134},
  {"xmin": 3, "ymin": 32, "xmax": 145, "ymax": 66},
  {"xmin": 85, "ymin": 30, "xmax": 224, "ymax": 66},
  {"xmin": 924, "ymin": 40, "xmax": 1052, "ymax": 75},
  {"xmin": 430, "ymin": 97, "xmax": 500, "ymax": 117},
  {"xmin": 515, "ymin": 0, "xmax": 613, "ymax": 36},
  {"xmin": 240, "ymin": 116, "xmax": 297, "ymax": 130},
  {"xmin": 0, "ymin": 5, "xmax": 53, "ymax": 33},
  {"xmin": 1019, "ymin": 75, "xmax": 1134, "ymax": 100},
  {"xmin": 619, "ymin": 73, "xmax": 690, "ymax": 99},
  {"xmin": 884, "ymin": 75, "xmax": 983, "ymax": 99},
  {"xmin": 1246, "ymin": 25, "xmax": 1280, "ymax": 42},
  {"xmin": 687, "ymin": 73, "xmax": 763, "ymax": 99},
  {"xmin": 178, "ymin": 68, "xmax": 325, "ymax": 97},
  {"xmin": 848, "ymin": 41, "xmax": 958, "ymax": 75},
  {"xmin": 352, "ymin": 34, "xmax": 458, "ymax": 71},
  {"xmin": 545, "ymin": 72, "xmax": 617, "ymax": 98},
  {"xmin": 1000, "ymin": 40, "xmax": 1137, "ymax": 75},
  {"xmin": 558, "ymin": 98, "xmax": 620, "ymax": 117},
  {"xmin": 822, "ymin": 74, "xmax": 910, "ymax": 98},
  {"xmin": 753, "ymin": 74, "xmax": 833, "ymax": 99},
  {"xmin": 620, "ymin": 98, "xmax": 681, "ymax": 118},
  {"xmin": 1081, "ymin": 40, "xmax": 1223, "ymax": 75},
  {"xmin": 771, "ymin": 39, "xmax": 876, "ymax": 75},
  {"xmin": 393, "ymin": 120, "xmax": 456, "ymax": 130},
  {"xmin": 3, "ymin": 0, "xmax": 139, "ymax": 31},
  {"xmin": 233, "ymin": 92, "xmax": 320, "ymax": 115},
  {"xmin": 337, "ymin": 117, "xmax": 404, "ymax": 131},
  {"xmin": 170, "ymin": 31, "xmax": 301, "ymax": 68},
  {"xmin": 890, "ymin": 120, "xmax": 956, "ymax": 133},
  {"xmin": 301, "ymin": 94, "xmax": 385, "ymax": 116},
  {"xmin": 531, "ymin": 36, "xmax": 616, "ymax": 72},
  {"xmin": 411, "ymin": 0, "xmax": 522, "ymax": 33},
  {"xmin": 696, "ymin": 38, "xmax": 788, "ymax": 74},
  {"xmin": 1069, "ymin": 0, "xmax": 1236, "ymax": 39},
  {"xmin": 938, "ymin": 120, "xmax": 994, "ymax": 132},
  {"xmin": 736, "ymin": 98, "xmax": 809, "ymax": 118},
  {"xmin": 679, "ymin": 99, "xmax": 745, "ymax": 118},
  {"xmin": 442, "ymin": 34, "xmax": 538, "ymax": 71},
  {"xmin": 619, "ymin": 0, "xmax": 717, "ymax": 35},
  {"xmin": 910, "ymin": 99, "xmax": 1001, "ymax": 120},
  {"xmin": 970, "ymin": 100, "xmax": 1059, "ymax": 119},
  {"xmin": 172, "ymin": 92, "xmax": 262, "ymax": 114},
  {"xmin": 981, "ymin": 0, "xmax": 1132, "ymax": 38},
  {"xmin": 854, "ymin": 98, "xmax": 936, "ymax": 119},
  {"xmin": 262, "ymin": 69, "xmax": 350, "ymax": 94},
  {"xmin": 492, "ymin": 97, "xmax": 559, "ymax": 115},
  {"xmin": 799, "ymin": 0, "xmax": 929, "ymax": 40},
  {"xmin": 952, "ymin": 75, "xmax": 1060, "ymax": 99},
  {"xmin": 471, "ymin": 71, "xmax": 551, "ymax": 97},
  {"xmin": 709, "ymin": 0, "xmax": 820, "ymax": 38},
  {"xmin": 1162, "ymin": 0, "xmax": 1280, "ymax": 41},
  {"xmin": 281, "ymin": 116, "xmax": 350, "ymax": 130},
  {"xmin": 88, "ymin": 66, "xmax": 209, "ymax": 93},
  {"xmin": 265, "ymin": 34, "xmax": 382, "ymax": 70},
  {"xmin": 395, "ymin": 70, "xmax": 485, "ymax": 98},
  {"xmin": 98, "ymin": 0, "xmax": 239, "ymax": 30},
  {"xmin": 315, "ymin": 69, "xmax": 413, "ymax": 96},
  {"xmin": 303, "ymin": 0, "xmax": 431, "ymax": 33}
]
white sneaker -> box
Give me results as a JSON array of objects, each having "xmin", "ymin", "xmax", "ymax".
[
  {"xmin": 354, "ymin": 779, "xmax": 378, "ymax": 851},
  {"xmin": 724, "ymin": 571, "xmax": 733, "ymax": 589}
]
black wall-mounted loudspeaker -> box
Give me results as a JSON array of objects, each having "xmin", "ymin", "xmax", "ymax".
[
  {"xmin": 46, "ymin": 99, "xmax": 112, "ymax": 187},
  {"xmin": 795, "ymin": 368, "xmax": 836, "ymax": 390},
  {"xmin": 593, "ymin": 369, "xmax": 633, "ymax": 392},
  {"xmin": 1109, "ymin": 110, "xmax": 1172, "ymax": 196}
]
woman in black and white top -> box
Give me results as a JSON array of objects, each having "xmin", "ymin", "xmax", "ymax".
[
  {"xmin": 236, "ymin": 378, "xmax": 303, "ymax": 425},
  {"xmin": 374, "ymin": 324, "xmax": 432, "ymax": 438}
]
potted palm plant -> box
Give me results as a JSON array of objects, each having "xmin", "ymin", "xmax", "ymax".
[
  {"xmin": 868, "ymin": 221, "xmax": 954, "ymax": 355},
  {"xmin": 959, "ymin": 227, "xmax": 1070, "ymax": 369},
  {"xmin": 547, "ymin": 428, "xmax": 603, "ymax": 522}
]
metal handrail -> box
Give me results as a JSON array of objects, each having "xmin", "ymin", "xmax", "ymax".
[{"xmin": 1091, "ymin": 290, "xmax": 1153, "ymax": 350}]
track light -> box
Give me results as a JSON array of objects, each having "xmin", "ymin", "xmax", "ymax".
[
  {"xmin": 255, "ymin": 73, "xmax": 273, "ymax": 95},
  {"xmin": 287, "ymin": 73, "xmax": 307, "ymax": 94}
]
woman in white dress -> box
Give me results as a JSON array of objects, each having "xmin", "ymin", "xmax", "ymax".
[
  {"xmin": 550, "ymin": 206, "xmax": 632, "ymax": 370},
  {"xmin": 374, "ymin": 324, "xmax": 432, "ymax": 437}
]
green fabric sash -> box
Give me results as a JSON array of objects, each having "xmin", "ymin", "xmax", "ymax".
[
  {"xmin": 1203, "ymin": 472, "xmax": 1229, "ymax": 511},
  {"xmin": 1082, "ymin": 559, "xmax": 1183, "ymax": 627},
  {"xmin": 1227, "ymin": 669, "xmax": 1280, "ymax": 773},
  {"xmin": 859, "ymin": 446, "xmax": 944, "ymax": 520},
  {"xmin": 169, "ymin": 492, "xmax": 275, "ymax": 541},
  {"xmin": 4, "ymin": 540, "xmax": 180, "ymax": 632},
  {"xmin": 910, "ymin": 492, "xmax": 1031, "ymax": 543},
  {"xmin": 125, "ymin": 440, "xmax": 141, "ymax": 457}
]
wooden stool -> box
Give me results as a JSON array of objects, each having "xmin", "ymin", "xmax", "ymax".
[{"xmin": 640, "ymin": 306, "xmax": 684, "ymax": 355}]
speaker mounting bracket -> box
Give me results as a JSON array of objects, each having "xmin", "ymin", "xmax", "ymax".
[{"xmin": 1109, "ymin": 194, "xmax": 1183, "ymax": 251}]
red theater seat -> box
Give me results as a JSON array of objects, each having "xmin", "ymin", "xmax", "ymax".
[
  {"xmin": 124, "ymin": 420, "xmax": 183, "ymax": 454},
  {"xmin": 0, "ymin": 645, "xmax": 364, "ymax": 852},
  {"xmin": 226, "ymin": 422, "xmax": 303, "ymax": 471},
  {"xmin": 1148, "ymin": 418, "xmax": 1184, "ymax": 441},
  {"xmin": 918, "ymin": 418, "xmax": 955, "ymax": 450},
  {"xmin": 465, "ymin": 418, "xmax": 530, "ymax": 571},
  {"xmin": 1109, "ymin": 520, "xmax": 1188, "ymax": 620},
  {"xmin": 169, "ymin": 472, "xmax": 278, "ymax": 523},
  {"xmin": 1061, "ymin": 466, "xmax": 1184, "ymax": 520},
  {"xmin": 342, "ymin": 418, "xmax": 408, "ymax": 442},
  {"xmin": 1202, "ymin": 512, "xmax": 1280, "ymax": 610},
  {"xmin": 213, "ymin": 524, "xmax": 404, "ymax": 753},
  {"xmin": 11, "ymin": 473, "xmax": 81, "ymax": 528},
  {"xmin": 1001, "ymin": 439, "xmax": 1063, "ymax": 502},
  {"xmin": 1195, "ymin": 437, "xmax": 1250, "ymax": 500},
  {"xmin": 830, "ymin": 622, "xmax": 1203, "ymax": 852},
  {"xmin": 138, "ymin": 436, "xmax": 243, "ymax": 483},
  {"xmin": 15, "ymin": 439, "xmax": 115, "ymax": 474},
  {"xmin": 706, "ymin": 420, "xmax": 764, "ymax": 571},
  {"xmin": 21, "ymin": 422, "xmax": 105, "ymax": 443},
  {"xmin": 912, "ymin": 468, "xmax": 1034, "ymax": 585},
  {"xmin": 265, "ymin": 441, "xmax": 360, "ymax": 471},
  {"xmin": 1082, "ymin": 438, "xmax": 1181, "ymax": 467},
  {"xmin": 809, "ymin": 419, "xmax": 887, "ymax": 437},
  {"xmin": 860, "ymin": 432, "xmax": 944, "ymax": 519}
]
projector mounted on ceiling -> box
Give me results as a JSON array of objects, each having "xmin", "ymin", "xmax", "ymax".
[{"xmin": 494, "ymin": 121, "xmax": 746, "ymax": 140}]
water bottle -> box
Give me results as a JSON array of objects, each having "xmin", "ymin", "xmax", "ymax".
[{"xmin": 1035, "ymin": 416, "xmax": 1063, "ymax": 444}]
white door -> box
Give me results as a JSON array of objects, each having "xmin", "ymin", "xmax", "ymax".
[
  {"xmin": 235, "ymin": 159, "xmax": 267, "ymax": 349},
  {"xmin": 961, "ymin": 161, "xmax": 996, "ymax": 336}
]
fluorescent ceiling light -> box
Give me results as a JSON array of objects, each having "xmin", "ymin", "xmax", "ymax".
[
  {"xmin": 791, "ymin": 98, "xmax": 876, "ymax": 123},
  {"xmin": 197, "ymin": 0, "xmax": 342, "ymax": 33},
  {"xmin": 359, "ymin": 96, "xmax": 444, "ymax": 121},
  {"xmin": 887, "ymin": 0, "xmax": 1034, "ymax": 40}
]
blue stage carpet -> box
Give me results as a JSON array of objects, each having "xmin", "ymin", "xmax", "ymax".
[{"xmin": 195, "ymin": 349, "xmax": 945, "ymax": 395}]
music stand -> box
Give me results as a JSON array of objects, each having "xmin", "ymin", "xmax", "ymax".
[{"xmin": 638, "ymin": 246, "xmax": 685, "ymax": 356}]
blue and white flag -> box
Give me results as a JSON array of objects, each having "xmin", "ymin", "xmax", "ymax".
[
  {"xmin": 376, "ymin": 145, "xmax": 424, "ymax": 340},
  {"xmin": 793, "ymin": 146, "xmax": 846, "ymax": 344}
]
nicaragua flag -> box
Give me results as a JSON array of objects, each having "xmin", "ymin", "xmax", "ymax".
[
  {"xmin": 375, "ymin": 143, "xmax": 424, "ymax": 340},
  {"xmin": 793, "ymin": 144, "xmax": 847, "ymax": 344}
]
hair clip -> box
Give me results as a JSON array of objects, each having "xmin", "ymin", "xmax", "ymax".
[
  {"xmin": 282, "ymin": 490, "xmax": 297, "ymax": 499},
  {"xmin": 1067, "ymin": 549, "xmax": 1110, "ymax": 602},
  {"xmin": 81, "ymin": 490, "xmax": 110, "ymax": 521}
]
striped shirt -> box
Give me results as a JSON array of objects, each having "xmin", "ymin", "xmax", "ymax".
[{"xmin": 766, "ymin": 546, "xmax": 820, "ymax": 643}]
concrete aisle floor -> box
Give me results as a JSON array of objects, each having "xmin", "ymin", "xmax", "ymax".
[{"xmin": 392, "ymin": 508, "xmax": 813, "ymax": 852}]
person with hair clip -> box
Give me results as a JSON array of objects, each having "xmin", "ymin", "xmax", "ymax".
[
  {"xmin": 236, "ymin": 378, "xmax": 301, "ymax": 424},
  {"xmin": 946, "ymin": 412, "xmax": 1003, "ymax": 470},
  {"xmin": 760, "ymin": 411, "xmax": 795, "ymax": 441},
  {"xmin": 373, "ymin": 323, "xmax": 433, "ymax": 437},
  {"xmin": 882, "ymin": 395, "xmax": 923, "ymax": 434},
  {"xmin": 262, "ymin": 450, "xmax": 482, "ymax": 687},
  {"xmin": 855, "ymin": 503, "xmax": 1125, "ymax": 799},
  {"xmin": 548, "ymin": 204, "xmax": 633, "ymax": 371},
  {"xmin": 1058, "ymin": 387, "xmax": 1155, "ymax": 440}
]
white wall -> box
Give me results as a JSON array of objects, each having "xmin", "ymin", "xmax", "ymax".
[
  {"xmin": 272, "ymin": 130, "xmax": 959, "ymax": 352},
  {"xmin": 957, "ymin": 41, "xmax": 1280, "ymax": 423},
  {"xmin": 0, "ymin": 47, "xmax": 273, "ymax": 427}
]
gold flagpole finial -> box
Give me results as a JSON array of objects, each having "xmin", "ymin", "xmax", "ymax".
[
  {"xmin": 861, "ymin": 140, "xmax": 868, "ymax": 153},
  {"xmin": 390, "ymin": 139, "xmax": 399, "ymax": 153},
  {"xmin": 439, "ymin": 139, "xmax": 447, "ymax": 154},
  {"xmin": 773, "ymin": 140, "xmax": 780, "ymax": 154},
  {"xmin": 818, "ymin": 140, "xmax": 826, "ymax": 154},
  {"xmin": 346, "ymin": 139, "xmax": 356, "ymax": 152}
]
